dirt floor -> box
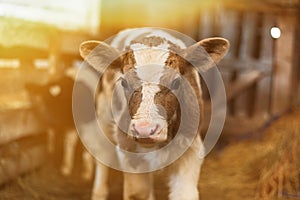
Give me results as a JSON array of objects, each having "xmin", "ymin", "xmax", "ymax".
[{"xmin": 0, "ymin": 107, "xmax": 300, "ymax": 200}]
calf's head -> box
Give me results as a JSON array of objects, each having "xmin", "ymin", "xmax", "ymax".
[{"xmin": 80, "ymin": 37, "xmax": 229, "ymax": 146}]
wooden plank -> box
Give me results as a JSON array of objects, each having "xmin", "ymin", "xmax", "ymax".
[
  {"xmin": 239, "ymin": 12, "xmax": 258, "ymax": 60},
  {"xmin": 247, "ymin": 83, "xmax": 258, "ymax": 117},
  {"xmin": 254, "ymin": 76, "xmax": 272, "ymax": 117},
  {"xmin": 227, "ymin": 70, "xmax": 238, "ymax": 116},
  {"xmin": 199, "ymin": 8, "xmax": 213, "ymax": 39},
  {"xmin": 254, "ymin": 14, "xmax": 275, "ymax": 117},
  {"xmin": 219, "ymin": 58, "xmax": 272, "ymax": 73},
  {"xmin": 291, "ymin": 13, "xmax": 300, "ymax": 106},
  {"xmin": 227, "ymin": 70, "xmax": 266, "ymax": 102},
  {"xmin": 221, "ymin": 114, "xmax": 269, "ymax": 137},
  {"xmin": 235, "ymin": 12, "xmax": 259, "ymax": 116},
  {"xmin": 202, "ymin": 103, "xmax": 269, "ymax": 137},
  {"xmin": 210, "ymin": 4, "xmax": 222, "ymax": 36},
  {"xmin": 219, "ymin": 9, "xmax": 240, "ymax": 58},
  {"xmin": 260, "ymin": 15, "xmax": 275, "ymax": 62},
  {"xmin": 271, "ymin": 14, "xmax": 297, "ymax": 115},
  {"xmin": 217, "ymin": 9, "xmax": 244, "ymax": 116}
]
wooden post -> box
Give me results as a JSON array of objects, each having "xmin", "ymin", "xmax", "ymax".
[
  {"xmin": 219, "ymin": 9, "xmax": 240, "ymax": 58},
  {"xmin": 291, "ymin": 11, "xmax": 300, "ymax": 106},
  {"xmin": 254, "ymin": 14, "xmax": 274, "ymax": 118},
  {"xmin": 271, "ymin": 14, "xmax": 297, "ymax": 115},
  {"xmin": 218, "ymin": 9, "xmax": 241, "ymax": 116},
  {"xmin": 235, "ymin": 12, "xmax": 258, "ymax": 117},
  {"xmin": 199, "ymin": 7, "xmax": 213, "ymax": 39}
]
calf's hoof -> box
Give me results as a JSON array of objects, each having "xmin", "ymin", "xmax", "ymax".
[{"xmin": 91, "ymin": 192, "xmax": 108, "ymax": 200}]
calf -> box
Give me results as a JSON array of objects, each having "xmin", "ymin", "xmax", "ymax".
[
  {"xmin": 79, "ymin": 28, "xmax": 229, "ymax": 200},
  {"xmin": 26, "ymin": 73, "xmax": 94, "ymax": 180}
]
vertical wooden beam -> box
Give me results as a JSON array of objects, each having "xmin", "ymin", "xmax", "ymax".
[
  {"xmin": 211, "ymin": 3, "xmax": 222, "ymax": 36},
  {"xmin": 235, "ymin": 12, "xmax": 258, "ymax": 117},
  {"xmin": 199, "ymin": 8, "xmax": 213, "ymax": 39},
  {"xmin": 218, "ymin": 9, "xmax": 242, "ymax": 116},
  {"xmin": 239, "ymin": 12, "xmax": 257, "ymax": 60},
  {"xmin": 254, "ymin": 14, "xmax": 274, "ymax": 118},
  {"xmin": 219, "ymin": 9, "xmax": 240, "ymax": 58},
  {"xmin": 228, "ymin": 70, "xmax": 238, "ymax": 115},
  {"xmin": 247, "ymin": 83, "xmax": 258, "ymax": 117},
  {"xmin": 271, "ymin": 14, "xmax": 296, "ymax": 115},
  {"xmin": 260, "ymin": 15, "xmax": 274, "ymax": 62},
  {"xmin": 291, "ymin": 11, "xmax": 300, "ymax": 106}
]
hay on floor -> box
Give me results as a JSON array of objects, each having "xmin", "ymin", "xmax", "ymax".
[
  {"xmin": 200, "ymin": 107, "xmax": 300, "ymax": 200},
  {"xmin": 0, "ymin": 108, "xmax": 300, "ymax": 200}
]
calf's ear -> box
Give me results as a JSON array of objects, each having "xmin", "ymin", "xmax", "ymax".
[
  {"xmin": 79, "ymin": 40, "xmax": 121, "ymax": 73},
  {"xmin": 184, "ymin": 37, "xmax": 230, "ymax": 72}
]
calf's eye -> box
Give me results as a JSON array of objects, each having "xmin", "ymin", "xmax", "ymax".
[
  {"xmin": 171, "ymin": 77, "xmax": 181, "ymax": 90},
  {"xmin": 121, "ymin": 78, "xmax": 129, "ymax": 90}
]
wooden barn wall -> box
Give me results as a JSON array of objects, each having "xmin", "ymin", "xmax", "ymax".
[
  {"xmin": 0, "ymin": 0, "xmax": 299, "ymax": 185},
  {"xmin": 197, "ymin": 1, "xmax": 299, "ymax": 134},
  {"xmin": 198, "ymin": 4, "xmax": 273, "ymax": 122}
]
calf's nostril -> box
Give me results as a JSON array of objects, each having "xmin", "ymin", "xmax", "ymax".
[
  {"xmin": 133, "ymin": 123, "xmax": 160, "ymax": 137},
  {"xmin": 150, "ymin": 125, "xmax": 159, "ymax": 135}
]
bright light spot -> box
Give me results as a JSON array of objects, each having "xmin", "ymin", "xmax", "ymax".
[
  {"xmin": 0, "ymin": 0, "xmax": 101, "ymax": 34},
  {"xmin": 270, "ymin": 27, "xmax": 281, "ymax": 39},
  {"xmin": 34, "ymin": 59, "xmax": 50, "ymax": 69},
  {"xmin": 49, "ymin": 85, "xmax": 61, "ymax": 97},
  {"xmin": 0, "ymin": 59, "xmax": 20, "ymax": 68}
]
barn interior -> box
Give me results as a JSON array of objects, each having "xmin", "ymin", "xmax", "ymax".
[{"xmin": 0, "ymin": 0, "xmax": 300, "ymax": 199}]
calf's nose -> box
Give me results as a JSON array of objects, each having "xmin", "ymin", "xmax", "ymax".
[{"xmin": 133, "ymin": 122, "xmax": 160, "ymax": 138}]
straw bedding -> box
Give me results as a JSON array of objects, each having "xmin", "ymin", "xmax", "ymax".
[{"xmin": 0, "ymin": 107, "xmax": 299, "ymax": 199}]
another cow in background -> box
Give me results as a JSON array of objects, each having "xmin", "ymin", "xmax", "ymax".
[
  {"xmin": 25, "ymin": 71, "xmax": 94, "ymax": 180},
  {"xmin": 80, "ymin": 28, "xmax": 229, "ymax": 200}
]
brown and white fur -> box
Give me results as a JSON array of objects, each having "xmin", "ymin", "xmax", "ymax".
[{"xmin": 79, "ymin": 28, "xmax": 229, "ymax": 200}]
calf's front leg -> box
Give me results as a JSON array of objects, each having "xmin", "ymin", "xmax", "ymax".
[
  {"xmin": 168, "ymin": 139, "xmax": 203, "ymax": 200},
  {"xmin": 92, "ymin": 163, "xmax": 109, "ymax": 200},
  {"xmin": 123, "ymin": 173, "xmax": 155, "ymax": 200}
]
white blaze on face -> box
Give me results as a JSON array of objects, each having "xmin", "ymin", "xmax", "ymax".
[
  {"xmin": 134, "ymin": 83, "xmax": 160, "ymax": 120},
  {"xmin": 131, "ymin": 43, "xmax": 169, "ymax": 125},
  {"xmin": 134, "ymin": 65, "xmax": 165, "ymax": 120}
]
